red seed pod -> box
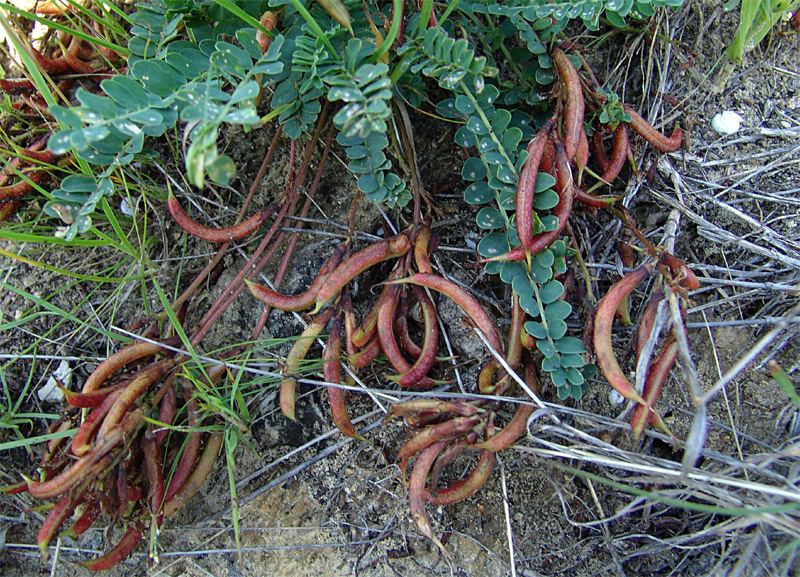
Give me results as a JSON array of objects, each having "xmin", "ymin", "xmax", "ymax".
[
  {"xmin": 624, "ymin": 105, "xmax": 682, "ymax": 152},
  {"xmin": 660, "ymin": 253, "xmax": 700, "ymax": 290},
  {"xmin": 594, "ymin": 265, "xmax": 654, "ymax": 406},
  {"xmin": 256, "ymin": 11, "xmax": 278, "ymax": 53},
  {"xmin": 313, "ymin": 234, "xmax": 411, "ymax": 312},
  {"xmin": 600, "ymin": 124, "xmax": 629, "ymax": 183},
  {"xmin": 168, "ymin": 195, "xmax": 278, "ymax": 243},
  {"xmin": 552, "ymin": 48, "xmax": 585, "ymax": 163}
]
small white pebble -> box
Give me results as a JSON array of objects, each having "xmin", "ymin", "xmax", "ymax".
[
  {"xmin": 608, "ymin": 389, "xmax": 625, "ymax": 405},
  {"xmin": 120, "ymin": 197, "xmax": 135, "ymax": 216},
  {"xmin": 711, "ymin": 111, "xmax": 744, "ymax": 135}
]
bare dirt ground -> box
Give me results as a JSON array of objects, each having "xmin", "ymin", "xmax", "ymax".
[{"xmin": 2, "ymin": 1, "xmax": 800, "ymax": 576}]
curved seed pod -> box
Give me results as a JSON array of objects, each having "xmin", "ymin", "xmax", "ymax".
[
  {"xmin": 164, "ymin": 432, "xmax": 223, "ymax": 517},
  {"xmin": 143, "ymin": 430, "xmax": 165, "ymax": 527},
  {"xmin": 168, "ymin": 194, "xmax": 277, "ymax": 243},
  {"xmin": 98, "ymin": 361, "xmax": 175, "ymax": 438},
  {"xmin": 635, "ymin": 289, "xmax": 665, "ymax": 362},
  {"xmin": 61, "ymin": 382, "xmax": 125, "ymax": 408},
  {"xmin": 313, "ymin": 234, "xmax": 411, "ymax": 313},
  {"xmin": 618, "ymin": 227, "xmax": 635, "ymax": 269},
  {"xmin": 164, "ymin": 429, "xmax": 203, "ymax": 502},
  {"xmin": 623, "ymin": 105, "xmax": 682, "ymax": 152},
  {"xmin": 0, "ymin": 480, "xmax": 29, "ymax": 494},
  {"xmin": 516, "ymin": 121, "xmax": 553, "ymax": 255},
  {"xmin": 0, "ymin": 200, "xmax": 21, "ymax": 222},
  {"xmin": 62, "ymin": 46, "xmax": 93, "ymax": 75},
  {"xmin": 660, "ymin": 253, "xmax": 700, "ymax": 290},
  {"xmin": 163, "ymin": 380, "xmax": 212, "ymax": 501},
  {"xmin": 388, "ymin": 286, "xmax": 439, "ymax": 388},
  {"xmin": 539, "ymin": 138, "xmax": 556, "ymax": 174},
  {"xmin": 408, "ymin": 439, "xmax": 451, "ymax": 559},
  {"xmin": 38, "ymin": 491, "xmax": 85, "ymax": 560},
  {"xmin": 488, "ymin": 142, "xmax": 575, "ymax": 263},
  {"xmin": 520, "ymin": 326, "xmax": 536, "ymax": 349},
  {"xmin": 414, "ymin": 216, "xmax": 434, "ymax": 274},
  {"xmin": 154, "ymin": 383, "xmax": 177, "ymax": 445},
  {"xmin": 475, "ymin": 404, "xmax": 535, "ymax": 451},
  {"xmin": 352, "ymin": 265, "xmax": 404, "ymax": 348},
  {"xmin": 552, "ymin": 48, "xmax": 585, "ymax": 163},
  {"xmin": 632, "ymin": 334, "xmax": 678, "ymax": 440},
  {"xmin": 594, "ymin": 265, "xmax": 654, "ymax": 405},
  {"xmin": 354, "ymin": 277, "xmax": 405, "ymax": 349},
  {"xmin": 378, "ymin": 285, "xmax": 436, "ymax": 388},
  {"xmin": 347, "ymin": 333, "xmax": 382, "ymax": 368},
  {"xmin": 324, "ymin": 316, "xmax": 366, "ymax": 441},
  {"xmin": 343, "ymin": 291, "xmax": 359, "ymax": 356},
  {"xmin": 401, "ymin": 317, "xmax": 424, "ymax": 359},
  {"xmin": 0, "ymin": 170, "xmax": 46, "ymax": 202},
  {"xmin": 600, "ymin": 124, "xmax": 629, "ymax": 183},
  {"xmin": 71, "ymin": 387, "xmax": 126, "ymax": 456},
  {"xmin": 592, "ymin": 131, "xmax": 610, "ymax": 171},
  {"xmin": 427, "ymin": 430, "xmax": 479, "ymax": 493},
  {"xmin": 426, "ymin": 447, "xmax": 495, "ymax": 506},
  {"xmin": 476, "ymin": 359, "xmax": 539, "ymax": 452},
  {"xmin": 396, "ymin": 415, "xmax": 483, "ymax": 479},
  {"xmin": 82, "ymin": 341, "xmax": 169, "ymax": 394},
  {"xmin": 574, "ymin": 126, "xmax": 589, "ymax": 184},
  {"xmin": 0, "ymin": 78, "xmax": 35, "ymax": 92},
  {"xmin": 351, "ymin": 299, "xmax": 381, "ymax": 348},
  {"xmin": 384, "ymin": 400, "xmax": 478, "ymax": 423},
  {"xmin": 427, "ymin": 418, "xmax": 496, "ymax": 505},
  {"xmin": 406, "ymin": 412, "xmax": 450, "ymax": 428},
  {"xmin": 317, "ymin": 0, "xmax": 353, "ymax": 34},
  {"xmin": 388, "ymin": 273, "xmax": 503, "ymax": 355},
  {"xmin": 78, "ymin": 521, "xmax": 145, "ymax": 571},
  {"xmin": 393, "ymin": 289, "xmax": 418, "ymax": 359},
  {"xmin": 574, "ymin": 187, "xmax": 619, "ymax": 208},
  {"xmin": 30, "ymin": 45, "xmax": 71, "ymax": 73},
  {"xmin": 478, "ymin": 360, "xmax": 510, "ymax": 396},
  {"xmin": 29, "ymin": 428, "xmax": 124, "ymax": 498},
  {"xmin": 41, "ymin": 417, "xmax": 77, "ymax": 465},
  {"xmin": 280, "ymin": 307, "xmax": 335, "ymax": 421},
  {"xmin": 17, "ymin": 146, "xmax": 54, "ymax": 164},
  {"xmin": 60, "ymin": 497, "xmax": 100, "ymax": 538},
  {"xmin": 615, "ymin": 293, "xmax": 633, "ymax": 325},
  {"xmin": 245, "ymin": 245, "xmax": 345, "ymax": 311}
]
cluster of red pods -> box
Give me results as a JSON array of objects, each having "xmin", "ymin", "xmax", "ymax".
[
  {"xmin": 244, "ymin": 216, "xmax": 545, "ymax": 557},
  {"xmin": 5, "ymin": 39, "xmax": 703, "ymax": 566},
  {"xmin": 1, "ymin": 10, "xmax": 120, "ymax": 222},
  {"xmin": 4, "ymin": 336, "xmax": 228, "ymax": 570}
]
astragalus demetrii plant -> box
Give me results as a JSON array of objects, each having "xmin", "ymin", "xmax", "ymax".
[{"xmin": 0, "ymin": 0, "xmax": 728, "ymax": 568}]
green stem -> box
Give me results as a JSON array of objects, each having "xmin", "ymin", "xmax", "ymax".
[
  {"xmin": 372, "ymin": 0, "xmax": 404, "ymax": 62},
  {"xmin": 418, "ymin": 0, "xmax": 434, "ymax": 34},
  {"xmin": 439, "ymin": 0, "xmax": 461, "ymax": 25},
  {"xmin": 287, "ymin": 0, "xmax": 338, "ymax": 58}
]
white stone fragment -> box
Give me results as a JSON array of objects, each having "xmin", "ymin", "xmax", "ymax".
[
  {"xmin": 711, "ymin": 111, "xmax": 744, "ymax": 135},
  {"xmin": 38, "ymin": 360, "xmax": 72, "ymax": 403}
]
